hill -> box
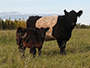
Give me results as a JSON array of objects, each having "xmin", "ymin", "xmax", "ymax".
[{"xmin": 0, "ymin": 12, "xmax": 58, "ymax": 20}]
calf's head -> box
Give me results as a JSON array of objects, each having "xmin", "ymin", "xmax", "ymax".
[{"xmin": 39, "ymin": 27, "xmax": 50, "ymax": 40}]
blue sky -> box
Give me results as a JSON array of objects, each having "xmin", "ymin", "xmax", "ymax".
[{"xmin": 0, "ymin": 0, "xmax": 90, "ymax": 25}]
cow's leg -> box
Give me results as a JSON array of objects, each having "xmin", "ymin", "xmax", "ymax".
[
  {"xmin": 60, "ymin": 41, "xmax": 66, "ymax": 55},
  {"xmin": 38, "ymin": 46, "xmax": 42, "ymax": 56},
  {"xmin": 57, "ymin": 39, "xmax": 66, "ymax": 55}
]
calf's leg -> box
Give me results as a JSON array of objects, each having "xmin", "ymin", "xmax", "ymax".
[
  {"xmin": 19, "ymin": 46, "xmax": 26, "ymax": 58},
  {"xmin": 30, "ymin": 48, "xmax": 33, "ymax": 54},
  {"xmin": 31, "ymin": 47, "xmax": 36, "ymax": 58},
  {"xmin": 38, "ymin": 46, "xmax": 42, "ymax": 56}
]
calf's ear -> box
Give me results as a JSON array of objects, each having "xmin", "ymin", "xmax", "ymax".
[
  {"xmin": 45, "ymin": 27, "xmax": 50, "ymax": 32},
  {"xmin": 17, "ymin": 27, "xmax": 23, "ymax": 33},
  {"xmin": 17, "ymin": 27, "xmax": 23, "ymax": 31},
  {"xmin": 77, "ymin": 10, "xmax": 83, "ymax": 17}
]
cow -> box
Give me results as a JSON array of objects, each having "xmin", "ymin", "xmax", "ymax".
[
  {"xmin": 16, "ymin": 27, "xmax": 50, "ymax": 58},
  {"xmin": 26, "ymin": 9, "xmax": 83, "ymax": 55}
]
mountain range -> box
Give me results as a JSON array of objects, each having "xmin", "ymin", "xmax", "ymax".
[{"xmin": 0, "ymin": 12, "xmax": 57, "ymax": 20}]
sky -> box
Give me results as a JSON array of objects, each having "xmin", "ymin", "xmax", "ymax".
[{"xmin": 0, "ymin": 0, "xmax": 90, "ymax": 25}]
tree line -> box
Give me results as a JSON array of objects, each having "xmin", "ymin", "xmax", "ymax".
[
  {"xmin": 0, "ymin": 18, "xmax": 26, "ymax": 30},
  {"xmin": 0, "ymin": 18, "xmax": 90, "ymax": 30},
  {"xmin": 75, "ymin": 23, "xmax": 90, "ymax": 29}
]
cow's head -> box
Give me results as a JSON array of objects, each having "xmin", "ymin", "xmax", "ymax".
[{"xmin": 64, "ymin": 9, "xmax": 83, "ymax": 28}]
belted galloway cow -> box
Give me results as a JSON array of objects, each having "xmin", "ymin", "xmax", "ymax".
[
  {"xmin": 16, "ymin": 27, "xmax": 49, "ymax": 58},
  {"xmin": 27, "ymin": 9, "xmax": 83, "ymax": 55}
]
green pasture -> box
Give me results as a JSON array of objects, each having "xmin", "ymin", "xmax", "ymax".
[{"xmin": 0, "ymin": 29, "xmax": 90, "ymax": 68}]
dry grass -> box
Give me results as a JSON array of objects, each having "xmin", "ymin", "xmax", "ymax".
[{"xmin": 0, "ymin": 29, "xmax": 90, "ymax": 68}]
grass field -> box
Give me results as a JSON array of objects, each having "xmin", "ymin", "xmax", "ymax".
[{"xmin": 0, "ymin": 29, "xmax": 90, "ymax": 68}]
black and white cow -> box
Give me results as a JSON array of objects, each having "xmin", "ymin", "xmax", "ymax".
[{"xmin": 26, "ymin": 9, "xmax": 83, "ymax": 55}]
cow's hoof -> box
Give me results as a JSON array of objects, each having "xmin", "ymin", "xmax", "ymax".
[
  {"xmin": 33, "ymin": 55, "xmax": 36, "ymax": 58},
  {"xmin": 60, "ymin": 52, "xmax": 66, "ymax": 55},
  {"xmin": 20, "ymin": 55, "xmax": 25, "ymax": 59}
]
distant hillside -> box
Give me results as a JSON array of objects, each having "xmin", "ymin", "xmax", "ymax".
[
  {"xmin": 0, "ymin": 12, "xmax": 58, "ymax": 20},
  {"xmin": 0, "ymin": 12, "xmax": 30, "ymax": 20}
]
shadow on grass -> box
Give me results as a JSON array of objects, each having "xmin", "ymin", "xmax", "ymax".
[
  {"xmin": 42, "ymin": 46, "xmax": 90, "ymax": 56},
  {"xmin": 85, "ymin": 46, "xmax": 90, "ymax": 51},
  {"xmin": 42, "ymin": 49, "xmax": 60, "ymax": 56},
  {"xmin": 66, "ymin": 46, "xmax": 90, "ymax": 54}
]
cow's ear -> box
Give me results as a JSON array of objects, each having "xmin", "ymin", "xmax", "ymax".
[
  {"xmin": 45, "ymin": 27, "xmax": 50, "ymax": 32},
  {"xmin": 64, "ymin": 9, "xmax": 69, "ymax": 15},
  {"xmin": 77, "ymin": 10, "xmax": 83, "ymax": 17},
  {"xmin": 21, "ymin": 33, "xmax": 27, "ymax": 39}
]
